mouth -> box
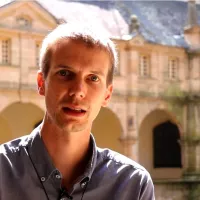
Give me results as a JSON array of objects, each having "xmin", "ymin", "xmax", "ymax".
[
  {"xmin": 63, "ymin": 107, "xmax": 86, "ymax": 112},
  {"xmin": 62, "ymin": 107, "xmax": 86, "ymax": 116}
]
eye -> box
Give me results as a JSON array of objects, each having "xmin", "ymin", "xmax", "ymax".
[
  {"xmin": 58, "ymin": 70, "xmax": 70, "ymax": 77},
  {"xmin": 90, "ymin": 75, "xmax": 99, "ymax": 82}
]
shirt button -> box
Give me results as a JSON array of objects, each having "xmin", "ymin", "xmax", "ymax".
[
  {"xmin": 60, "ymin": 197, "xmax": 72, "ymax": 200},
  {"xmin": 56, "ymin": 174, "xmax": 61, "ymax": 179},
  {"xmin": 81, "ymin": 182, "xmax": 86, "ymax": 188},
  {"xmin": 41, "ymin": 177, "xmax": 46, "ymax": 182}
]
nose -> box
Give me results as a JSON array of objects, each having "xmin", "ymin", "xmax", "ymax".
[{"xmin": 68, "ymin": 79, "xmax": 86, "ymax": 99}]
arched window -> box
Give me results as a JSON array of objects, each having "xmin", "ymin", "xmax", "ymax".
[
  {"xmin": 139, "ymin": 55, "xmax": 150, "ymax": 77},
  {"xmin": 153, "ymin": 121, "xmax": 182, "ymax": 168},
  {"xmin": 168, "ymin": 58, "xmax": 178, "ymax": 80}
]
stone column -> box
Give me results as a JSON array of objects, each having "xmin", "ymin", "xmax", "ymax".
[
  {"xmin": 120, "ymin": 101, "xmax": 139, "ymax": 161},
  {"xmin": 120, "ymin": 136, "xmax": 137, "ymax": 160},
  {"xmin": 183, "ymin": 102, "xmax": 200, "ymax": 180}
]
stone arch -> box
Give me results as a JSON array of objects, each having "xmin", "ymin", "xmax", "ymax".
[
  {"xmin": 0, "ymin": 94, "xmax": 45, "ymax": 114},
  {"xmin": 0, "ymin": 116, "xmax": 12, "ymax": 144},
  {"xmin": 92, "ymin": 107, "xmax": 123, "ymax": 154},
  {"xmin": 138, "ymin": 109, "xmax": 183, "ymax": 179},
  {"xmin": 0, "ymin": 102, "xmax": 44, "ymax": 143},
  {"xmin": 34, "ymin": 119, "xmax": 43, "ymax": 129}
]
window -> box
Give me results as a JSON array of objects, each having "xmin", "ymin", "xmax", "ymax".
[
  {"xmin": 153, "ymin": 121, "xmax": 182, "ymax": 168},
  {"xmin": 2, "ymin": 39, "xmax": 11, "ymax": 64},
  {"xmin": 16, "ymin": 16, "xmax": 32, "ymax": 28},
  {"xmin": 36, "ymin": 43, "xmax": 41, "ymax": 67},
  {"xmin": 139, "ymin": 55, "xmax": 150, "ymax": 77},
  {"xmin": 116, "ymin": 50, "xmax": 120, "ymax": 75},
  {"xmin": 168, "ymin": 58, "xmax": 178, "ymax": 80}
]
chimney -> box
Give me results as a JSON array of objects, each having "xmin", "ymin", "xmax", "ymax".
[
  {"xmin": 185, "ymin": 0, "xmax": 198, "ymax": 29},
  {"xmin": 184, "ymin": 0, "xmax": 200, "ymax": 47},
  {"xmin": 129, "ymin": 15, "xmax": 140, "ymax": 35}
]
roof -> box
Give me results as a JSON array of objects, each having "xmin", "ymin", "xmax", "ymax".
[
  {"xmin": 0, "ymin": 0, "xmax": 13, "ymax": 8},
  {"xmin": 36, "ymin": 0, "xmax": 128, "ymax": 38},
  {"xmin": 74, "ymin": 1, "xmax": 192, "ymax": 47},
  {"xmin": 1, "ymin": 0, "xmax": 200, "ymax": 48}
]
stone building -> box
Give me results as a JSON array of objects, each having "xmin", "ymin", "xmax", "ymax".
[{"xmin": 0, "ymin": 0, "xmax": 200, "ymax": 199}]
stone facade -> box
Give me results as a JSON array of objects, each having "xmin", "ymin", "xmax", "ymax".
[{"xmin": 0, "ymin": 0, "xmax": 200, "ymax": 199}]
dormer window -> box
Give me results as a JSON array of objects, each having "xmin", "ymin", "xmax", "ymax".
[
  {"xmin": 139, "ymin": 55, "xmax": 150, "ymax": 77},
  {"xmin": 168, "ymin": 58, "xmax": 178, "ymax": 80},
  {"xmin": 16, "ymin": 16, "xmax": 32, "ymax": 28}
]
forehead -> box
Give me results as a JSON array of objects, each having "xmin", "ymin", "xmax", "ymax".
[
  {"xmin": 51, "ymin": 39, "xmax": 111, "ymax": 64},
  {"xmin": 49, "ymin": 39, "xmax": 111, "ymax": 70}
]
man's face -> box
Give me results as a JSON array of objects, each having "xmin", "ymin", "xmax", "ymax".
[{"xmin": 37, "ymin": 39, "xmax": 113, "ymax": 133}]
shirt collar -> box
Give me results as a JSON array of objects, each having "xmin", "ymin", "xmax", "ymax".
[{"xmin": 25, "ymin": 126, "xmax": 97, "ymax": 184}]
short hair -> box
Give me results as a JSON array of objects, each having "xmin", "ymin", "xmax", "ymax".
[{"xmin": 39, "ymin": 23, "xmax": 118, "ymax": 85}]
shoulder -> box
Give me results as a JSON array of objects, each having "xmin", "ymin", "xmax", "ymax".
[
  {"xmin": 0, "ymin": 127, "xmax": 39, "ymax": 157},
  {"xmin": 0, "ymin": 135, "xmax": 29, "ymax": 163},
  {"xmin": 96, "ymin": 147, "xmax": 152, "ymax": 182},
  {"xmin": 97, "ymin": 147, "xmax": 147, "ymax": 171},
  {"xmin": 95, "ymin": 148, "xmax": 155, "ymax": 199},
  {"xmin": 0, "ymin": 126, "xmax": 40, "ymax": 157}
]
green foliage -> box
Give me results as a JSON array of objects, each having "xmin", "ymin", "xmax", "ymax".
[
  {"xmin": 160, "ymin": 83, "xmax": 185, "ymax": 124},
  {"xmin": 188, "ymin": 184, "xmax": 200, "ymax": 200},
  {"xmin": 163, "ymin": 84, "xmax": 200, "ymax": 138},
  {"xmin": 163, "ymin": 83, "xmax": 186, "ymax": 104}
]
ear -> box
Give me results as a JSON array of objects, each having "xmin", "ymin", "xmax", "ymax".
[
  {"xmin": 37, "ymin": 70, "xmax": 45, "ymax": 96},
  {"xmin": 102, "ymin": 84, "xmax": 113, "ymax": 107}
]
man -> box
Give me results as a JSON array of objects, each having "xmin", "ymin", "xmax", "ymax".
[{"xmin": 0, "ymin": 23, "xmax": 155, "ymax": 200}]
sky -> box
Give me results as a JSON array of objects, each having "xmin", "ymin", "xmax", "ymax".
[{"xmin": 1, "ymin": 0, "xmax": 200, "ymax": 8}]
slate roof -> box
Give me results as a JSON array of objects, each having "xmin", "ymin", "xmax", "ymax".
[
  {"xmin": 70, "ymin": 0, "xmax": 192, "ymax": 48},
  {"xmin": 113, "ymin": 1, "xmax": 193, "ymax": 47},
  {"xmin": 1, "ymin": 0, "xmax": 200, "ymax": 48}
]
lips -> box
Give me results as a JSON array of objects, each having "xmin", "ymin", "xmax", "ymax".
[
  {"xmin": 62, "ymin": 106, "xmax": 86, "ymax": 117},
  {"xmin": 63, "ymin": 107, "xmax": 86, "ymax": 113}
]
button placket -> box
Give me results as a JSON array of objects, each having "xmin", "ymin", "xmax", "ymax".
[{"xmin": 54, "ymin": 170, "xmax": 62, "ymax": 180}]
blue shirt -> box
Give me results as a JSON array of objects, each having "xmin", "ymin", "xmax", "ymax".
[{"xmin": 0, "ymin": 127, "xmax": 155, "ymax": 200}]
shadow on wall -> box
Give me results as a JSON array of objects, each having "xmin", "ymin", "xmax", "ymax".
[
  {"xmin": 92, "ymin": 107, "xmax": 123, "ymax": 154},
  {"xmin": 0, "ymin": 102, "xmax": 44, "ymax": 144}
]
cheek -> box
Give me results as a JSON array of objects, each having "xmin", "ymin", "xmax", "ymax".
[
  {"xmin": 46, "ymin": 79, "xmax": 65, "ymax": 94},
  {"xmin": 91, "ymin": 87, "xmax": 106, "ymax": 100},
  {"xmin": 89, "ymin": 92, "xmax": 106, "ymax": 111},
  {"xmin": 45, "ymin": 86, "xmax": 61, "ymax": 105}
]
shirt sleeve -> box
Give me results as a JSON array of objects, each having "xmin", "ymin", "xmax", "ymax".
[{"xmin": 139, "ymin": 172, "xmax": 155, "ymax": 200}]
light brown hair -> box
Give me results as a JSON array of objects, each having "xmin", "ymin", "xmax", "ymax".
[{"xmin": 39, "ymin": 23, "xmax": 118, "ymax": 85}]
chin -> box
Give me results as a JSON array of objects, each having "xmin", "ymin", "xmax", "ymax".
[
  {"xmin": 54, "ymin": 114, "xmax": 91, "ymax": 132},
  {"xmin": 57, "ymin": 121, "xmax": 88, "ymax": 133}
]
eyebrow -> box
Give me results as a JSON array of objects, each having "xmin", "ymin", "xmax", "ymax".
[
  {"xmin": 56, "ymin": 65, "xmax": 73, "ymax": 70},
  {"xmin": 90, "ymin": 70, "xmax": 105, "ymax": 77}
]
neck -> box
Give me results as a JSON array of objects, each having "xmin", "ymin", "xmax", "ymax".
[{"xmin": 40, "ymin": 119, "xmax": 92, "ymax": 189}]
